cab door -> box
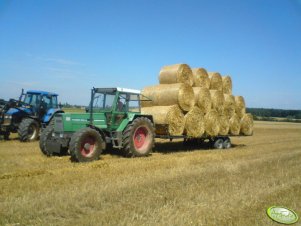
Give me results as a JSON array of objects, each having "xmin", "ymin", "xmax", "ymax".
[{"xmin": 111, "ymin": 93, "xmax": 127, "ymax": 128}]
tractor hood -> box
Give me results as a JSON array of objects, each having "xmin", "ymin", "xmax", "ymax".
[
  {"xmin": 54, "ymin": 112, "xmax": 107, "ymax": 133},
  {"xmin": 5, "ymin": 107, "xmax": 32, "ymax": 116}
]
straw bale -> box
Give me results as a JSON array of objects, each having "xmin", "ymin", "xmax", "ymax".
[
  {"xmin": 193, "ymin": 87, "xmax": 211, "ymax": 114},
  {"xmin": 219, "ymin": 114, "xmax": 230, "ymax": 136},
  {"xmin": 141, "ymin": 83, "xmax": 194, "ymax": 112},
  {"xmin": 229, "ymin": 113, "xmax": 240, "ymax": 135},
  {"xmin": 223, "ymin": 94, "xmax": 235, "ymax": 118},
  {"xmin": 222, "ymin": 76, "xmax": 232, "ymax": 94},
  {"xmin": 235, "ymin": 96, "xmax": 246, "ymax": 118},
  {"xmin": 204, "ymin": 109, "xmax": 220, "ymax": 136},
  {"xmin": 184, "ymin": 107, "xmax": 205, "ymax": 137},
  {"xmin": 141, "ymin": 105, "xmax": 185, "ymax": 136},
  {"xmin": 210, "ymin": 90, "xmax": 224, "ymax": 114},
  {"xmin": 240, "ymin": 113, "xmax": 253, "ymax": 136},
  {"xmin": 159, "ymin": 64, "xmax": 193, "ymax": 86},
  {"xmin": 191, "ymin": 68, "xmax": 210, "ymax": 88},
  {"xmin": 208, "ymin": 72, "xmax": 223, "ymax": 91}
]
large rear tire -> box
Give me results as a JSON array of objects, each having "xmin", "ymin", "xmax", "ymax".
[
  {"xmin": 18, "ymin": 118, "xmax": 40, "ymax": 142},
  {"xmin": 122, "ymin": 117, "xmax": 155, "ymax": 157},
  {"xmin": 69, "ymin": 127, "xmax": 104, "ymax": 162}
]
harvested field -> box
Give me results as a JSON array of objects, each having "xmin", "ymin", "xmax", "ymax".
[{"xmin": 1, "ymin": 121, "xmax": 301, "ymax": 226}]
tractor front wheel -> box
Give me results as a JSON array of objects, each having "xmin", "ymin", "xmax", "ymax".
[
  {"xmin": 122, "ymin": 117, "xmax": 155, "ymax": 157},
  {"xmin": 18, "ymin": 118, "xmax": 40, "ymax": 142},
  {"xmin": 70, "ymin": 127, "xmax": 104, "ymax": 162},
  {"xmin": 39, "ymin": 120, "xmax": 68, "ymax": 156}
]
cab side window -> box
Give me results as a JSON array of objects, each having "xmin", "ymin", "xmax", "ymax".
[{"xmin": 117, "ymin": 94, "xmax": 127, "ymax": 112}]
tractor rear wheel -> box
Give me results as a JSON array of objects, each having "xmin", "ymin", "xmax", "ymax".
[
  {"xmin": 70, "ymin": 127, "xmax": 104, "ymax": 162},
  {"xmin": 18, "ymin": 118, "xmax": 40, "ymax": 142},
  {"xmin": 122, "ymin": 117, "xmax": 155, "ymax": 157}
]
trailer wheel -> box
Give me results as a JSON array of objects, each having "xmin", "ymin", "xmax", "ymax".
[
  {"xmin": 123, "ymin": 117, "xmax": 154, "ymax": 157},
  {"xmin": 223, "ymin": 137, "xmax": 231, "ymax": 149},
  {"xmin": 213, "ymin": 138, "xmax": 224, "ymax": 149},
  {"xmin": 70, "ymin": 127, "xmax": 104, "ymax": 162},
  {"xmin": 18, "ymin": 118, "xmax": 40, "ymax": 142}
]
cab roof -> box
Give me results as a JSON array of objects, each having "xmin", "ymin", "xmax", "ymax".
[
  {"xmin": 94, "ymin": 87, "xmax": 141, "ymax": 94},
  {"xmin": 27, "ymin": 90, "xmax": 58, "ymax": 96}
]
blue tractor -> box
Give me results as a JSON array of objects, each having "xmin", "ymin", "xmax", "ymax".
[{"xmin": 0, "ymin": 89, "xmax": 64, "ymax": 141}]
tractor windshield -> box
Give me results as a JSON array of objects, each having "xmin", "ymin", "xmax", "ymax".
[
  {"xmin": 93, "ymin": 93, "xmax": 115, "ymax": 112},
  {"xmin": 23, "ymin": 93, "xmax": 41, "ymax": 107}
]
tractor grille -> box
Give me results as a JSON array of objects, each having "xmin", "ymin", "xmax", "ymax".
[{"xmin": 54, "ymin": 115, "xmax": 64, "ymax": 132}]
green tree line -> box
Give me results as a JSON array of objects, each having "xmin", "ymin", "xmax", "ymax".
[{"xmin": 246, "ymin": 108, "xmax": 301, "ymax": 120}]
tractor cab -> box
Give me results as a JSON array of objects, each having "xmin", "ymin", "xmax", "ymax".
[
  {"xmin": 21, "ymin": 90, "xmax": 59, "ymax": 118},
  {"xmin": 89, "ymin": 88, "xmax": 141, "ymax": 129}
]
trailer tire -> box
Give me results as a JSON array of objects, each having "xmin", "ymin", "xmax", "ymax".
[
  {"xmin": 70, "ymin": 127, "xmax": 104, "ymax": 162},
  {"xmin": 223, "ymin": 137, "xmax": 231, "ymax": 149},
  {"xmin": 18, "ymin": 118, "xmax": 40, "ymax": 142},
  {"xmin": 213, "ymin": 138, "xmax": 224, "ymax": 149},
  {"xmin": 123, "ymin": 117, "xmax": 154, "ymax": 157}
]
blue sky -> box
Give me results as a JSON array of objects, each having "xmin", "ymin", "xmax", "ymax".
[{"xmin": 0, "ymin": 0, "xmax": 301, "ymax": 109}]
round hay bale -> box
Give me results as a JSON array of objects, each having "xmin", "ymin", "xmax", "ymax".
[
  {"xmin": 235, "ymin": 96, "xmax": 246, "ymax": 118},
  {"xmin": 223, "ymin": 94, "xmax": 235, "ymax": 118},
  {"xmin": 159, "ymin": 64, "xmax": 193, "ymax": 86},
  {"xmin": 219, "ymin": 115, "xmax": 230, "ymax": 136},
  {"xmin": 141, "ymin": 105, "xmax": 185, "ymax": 136},
  {"xmin": 184, "ymin": 107, "xmax": 205, "ymax": 137},
  {"xmin": 204, "ymin": 109, "xmax": 220, "ymax": 136},
  {"xmin": 240, "ymin": 113, "xmax": 253, "ymax": 136},
  {"xmin": 208, "ymin": 72, "xmax": 223, "ymax": 91},
  {"xmin": 210, "ymin": 90, "xmax": 224, "ymax": 114},
  {"xmin": 222, "ymin": 76, "xmax": 232, "ymax": 94},
  {"xmin": 141, "ymin": 83, "xmax": 195, "ymax": 112},
  {"xmin": 191, "ymin": 68, "xmax": 210, "ymax": 88},
  {"xmin": 229, "ymin": 113, "xmax": 240, "ymax": 135},
  {"xmin": 193, "ymin": 87, "xmax": 211, "ymax": 113}
]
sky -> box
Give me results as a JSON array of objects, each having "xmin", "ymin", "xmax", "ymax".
[{"xmin": 0, "ymin": 0, "xmax": 301, "ymax": 109}]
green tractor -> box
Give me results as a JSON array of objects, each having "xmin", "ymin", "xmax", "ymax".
[{"xmin": 40, "ymin": 87, "xmax": 155, "ymax": 162}]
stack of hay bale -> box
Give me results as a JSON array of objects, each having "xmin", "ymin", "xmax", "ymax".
[{"xmin": 141, "ymin": 63, "xmax": 253, "ymax": 137}]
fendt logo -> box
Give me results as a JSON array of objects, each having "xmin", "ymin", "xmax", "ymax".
[{"xmin": 267, "ymin": 206, "xmax": 299, "ymax": 224}]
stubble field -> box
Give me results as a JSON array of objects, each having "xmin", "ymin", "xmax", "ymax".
[{"xmin": 0, "ymin": 121, "xmax": 301, "ymax": 226}]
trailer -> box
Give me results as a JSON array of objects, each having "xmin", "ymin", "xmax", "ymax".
[{"xmin": 40, "ymin": 87, "xmax": 238, "ymax": 162}]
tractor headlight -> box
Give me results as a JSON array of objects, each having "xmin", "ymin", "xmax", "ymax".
[{"xmin": 4, "ymin": 115, "xmax": 12, "ymax": 119}]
